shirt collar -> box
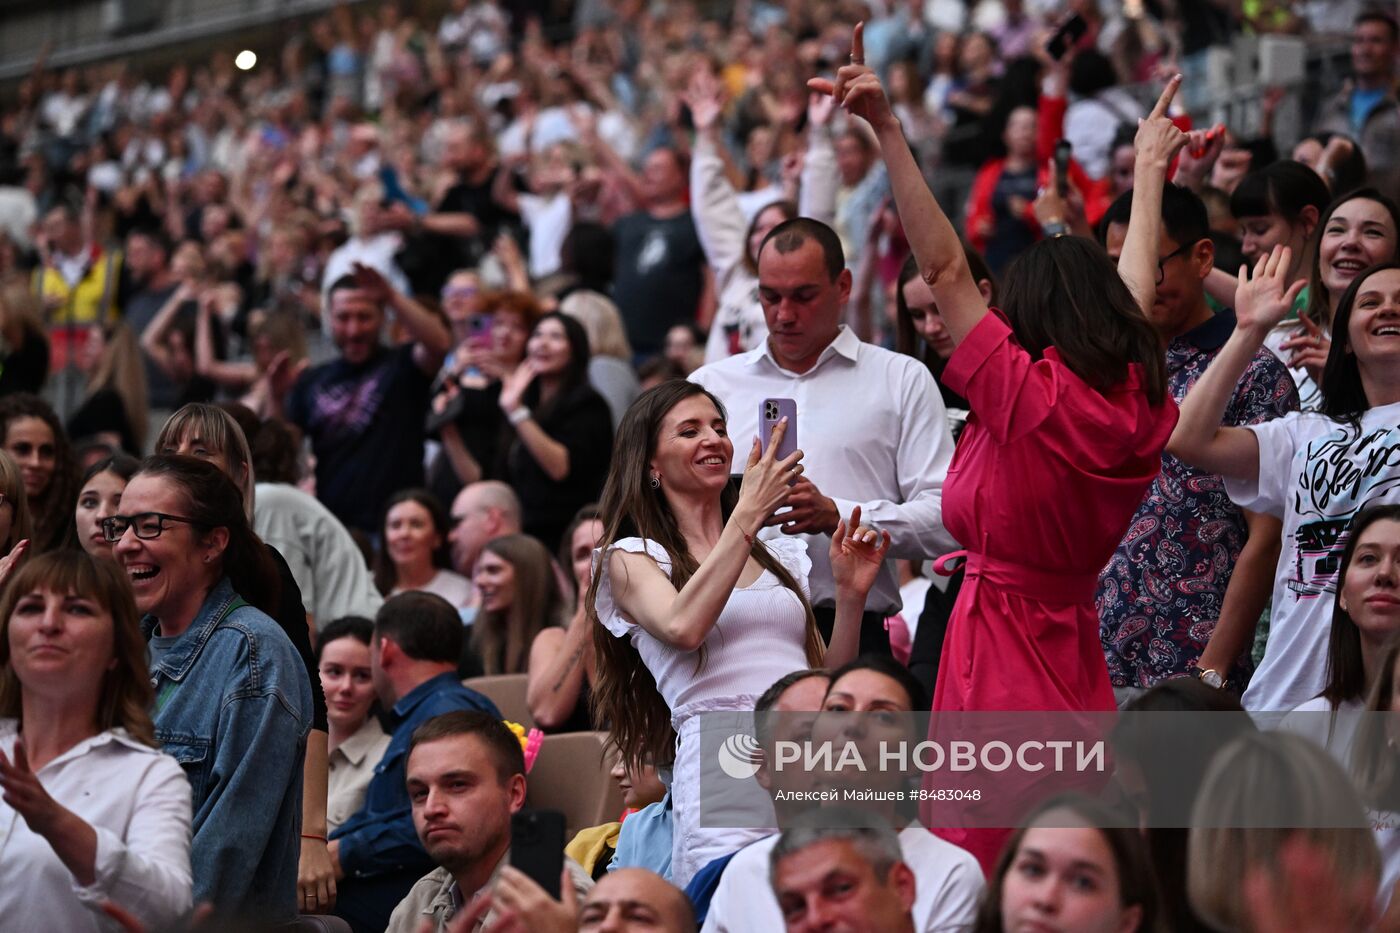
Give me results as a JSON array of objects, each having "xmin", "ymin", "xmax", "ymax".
[
  {"xmin": 335, "ymin": 718, "xmax": 386, "ymax": 766},
  {"xmin": 753, "ymin": 325, "xmax": 860, "ymax": 375},
  {"xmin": 0, "ymin": 721, "xmax": 157, "ymax": 771},
  {"xmin": 1171, "ymin": 308, "xmax": 1235, "ymax": 354},
  {"xmin": 393, "ymin": 671, "xmax": 463, "ymax": 718}
]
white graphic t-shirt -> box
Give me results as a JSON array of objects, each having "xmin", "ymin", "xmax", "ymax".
[{"xmin": 1227, "ymin": 401, "xmax": 1400, "ymax": 711}]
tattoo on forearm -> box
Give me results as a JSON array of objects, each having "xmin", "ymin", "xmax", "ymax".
[{"xmin": 551, "ymin": 644, "xmax": 585, "ymax": 692}]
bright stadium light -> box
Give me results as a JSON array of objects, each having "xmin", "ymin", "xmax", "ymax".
[{"xmin": 235, "ymin": 50, "xmax": 257, "ymax": 71}]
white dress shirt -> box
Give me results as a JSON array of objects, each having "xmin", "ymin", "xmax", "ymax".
[
  {"xmin": 0, "ymin": 720, "xmax": 192, "ymax": 932},
  {"xmin": 702, "ymin": 825, "xmax": 983, "ymax": 933},
  {"xmin": 691, "ymin": 326, "xmax": 958, "ymax": 614}
]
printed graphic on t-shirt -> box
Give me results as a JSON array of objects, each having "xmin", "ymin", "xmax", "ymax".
[
  {"xmin": 1287, "ymin": 425, "xmax": 1400, "ymax": 599},
  {"xmin": 309, "ymin": 360, "xmax": 391, "ymax": 441},
  {"xmin": 636, "ymin": 229, "xmax": 670, "ymax": 275}
]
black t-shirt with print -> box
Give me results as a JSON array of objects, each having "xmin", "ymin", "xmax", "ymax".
[
  {"xmin": 611, "ymin": 211, "xmax": 704, "ymax": 357},
  {"xmin": 287, "ymin": 343, "xmax": 433, "ymax": 533}
]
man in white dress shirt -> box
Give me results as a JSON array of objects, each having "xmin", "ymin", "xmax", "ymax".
[{"xmin": 690, "ymin": 218, "xmax": 957, "ymax": 654}]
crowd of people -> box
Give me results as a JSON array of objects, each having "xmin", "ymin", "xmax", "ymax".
[{"xmin": 6, "ymin": 0, "xmax": 1400, "ymax": 930}]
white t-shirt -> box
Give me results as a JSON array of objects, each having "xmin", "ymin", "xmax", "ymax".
[
  {"xmin": 702, "ymin": 825, "xmax": 983, "ymax": 933},
  {"xmin": 1227, "ymin": 401, "xmax": 1400, "ymax": 711},
  {"xmin": 518, "ymin": 192, "xmax": 572, "ymax": 280}
]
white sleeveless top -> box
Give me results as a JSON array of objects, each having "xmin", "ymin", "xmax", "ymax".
[{"xmin": 594, "ymin": 536, "xmax": 813, "ymax": 712}]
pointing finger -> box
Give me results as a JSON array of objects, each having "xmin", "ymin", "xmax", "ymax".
[{"xmin": 1148, "ymin": 73, "xmax": 1182, "ymax": 120}]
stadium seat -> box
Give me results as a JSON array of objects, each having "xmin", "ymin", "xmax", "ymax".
[
  {"xmin": 525, "ymin": 731, "xmax": 625, "ymax": 839},
  {"xmin": 463, "ymin": 674, "xmax": 534, "ymax": 730}
]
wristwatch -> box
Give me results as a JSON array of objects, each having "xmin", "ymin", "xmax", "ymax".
[
  {"xmin": 1196, "ymin": 668, "xmax": 1226, "ymax": 689},
  {"xmin": 1042, "ymin": 220, "xmax": 1070, "ymax": 238}
]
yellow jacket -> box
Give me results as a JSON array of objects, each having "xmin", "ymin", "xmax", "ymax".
[{"xmin": 32, "ymin": 246, "xmax": 122, "ymax": 327}]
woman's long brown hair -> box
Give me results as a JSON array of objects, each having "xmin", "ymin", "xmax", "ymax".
[
  {"xmin": 472, "ymin": 533, "xmax": 565, "ymax": 675},
  {"xmin": 586, "ymin": 380, "xmax": 823, "ymax": 772}
]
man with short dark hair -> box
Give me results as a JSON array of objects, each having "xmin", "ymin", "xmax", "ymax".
[
  {"xmin": 691, "ymin": 218, "xmax": 957, "ymax": 656},
  {"xmin": 1317, "ymin": 12, "xmax": 1400, "ymax": 187},
  {"xmin": 329, "ymin": 593, "xmax": 499, "ymax": 933},
  {"xmin": 769, "ymin": 816, "xmax": 917, "ymax": 933},
  {"xmin": 283, "ymin": 267, "xmax": 452, "ymax": 533},
  {"xmin": 384, "ymin": 710, "xmax": 592, "ymax": 932},
  {"xmin": 1098, "ymin": 185, "xmax": 1298, "ymax": 706},
  {"xmin": 118, "ymin": 226, "xmax": 182, "ymax": 409}
]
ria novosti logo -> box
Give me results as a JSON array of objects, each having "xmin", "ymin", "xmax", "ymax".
[{"xmin": 717, "ymin": 733, "xmax": 763, "ymax": 780}]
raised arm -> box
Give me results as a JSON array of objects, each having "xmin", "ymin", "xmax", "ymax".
[
  {"xmin": 1167, "ymin": 245, "xmax": 1305, "ymax": 479},
  {"xmin": 351, "ymin": 263, "xmax": 451, "ymax": 371},
  {"xmin": 606, "ymin": 422, "xmax": 803, "ymax": 652},
  {"xmin": 141, "ymin": 282, "xmax": 197, "ymax": 379},
  {"xmin": 810, "ymin": 23, "xmax": 987, "ymax": 347},
  {"xmin": 1117, "ymin": 76, "xmax": 1188, "ymax": 316},
  {"xmin": 684, "ymin": 72, "xmax": 748, "ymax": 285}
]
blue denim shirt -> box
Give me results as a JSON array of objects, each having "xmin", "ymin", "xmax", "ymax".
[
  {"xmin": 330, "ymin": 672, "xmax": 499, "ymax": 878},
  {"xmin": 145, "ymin": 578, "xmax": 313, "ymax": 922}
]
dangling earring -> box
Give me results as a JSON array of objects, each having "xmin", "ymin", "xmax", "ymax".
[{"xmin": 650, "ymin": 472, "xmax": 661, "ymax": 490}]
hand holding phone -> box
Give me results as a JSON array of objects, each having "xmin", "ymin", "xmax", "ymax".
[
  {"xmin": 1046, "ymin": 14, "xmax": 1088, "ymax": 61},
  {"xmin": 510, "ymin": 809, "xmax": 565, "ymax": 899},
  {"xmin": 759, "ymin": 399, "xmax": 798, "ymax": 466}
]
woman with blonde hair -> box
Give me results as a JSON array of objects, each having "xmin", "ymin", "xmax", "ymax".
[
  {"xmin": 0, "ymin": 549, "xmax": 193, "ymax": 930},
  {"xmin": 1188, "ymin": 730, "xmax": 1381, "ymax": 932},
  {"xmin": 68, "ymin": 322, "xmax": 149, "ymax": 454},
  {"xmin": 559, "ymin": 290, "xmax": 639, "ymax": 429}
]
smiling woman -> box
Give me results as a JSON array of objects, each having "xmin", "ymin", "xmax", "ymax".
[
  {"xmin": 373, "ymin": 489, "xmax": 472, "ymax": 607},
  {"xmin": 1171, "ymin": 259, "xmax": 1400, "ymax": 712},
  {"xmin": 0, "ymin": 394, "xmax": 77, "ymax": 555},
  {"xmin": 112, "ymin": 455, "xmax": 312, "ymax": 922}
]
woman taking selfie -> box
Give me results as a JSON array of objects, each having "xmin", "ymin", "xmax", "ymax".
[
  {"xmin": 0, "ymin": 550, "xmax": 192, "ymax": 931},
  {"xmin": 112, "ymin": 456, "xmax": 312, "ymax": 922},
  {"xmin": 589, "ymin": 380, "xmax": 889, "ymax": 886}
]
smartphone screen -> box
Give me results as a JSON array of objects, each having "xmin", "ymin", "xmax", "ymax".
[{"xmin": 1047, "ymin": 14, "xmax": 1088, "ymax": 60}]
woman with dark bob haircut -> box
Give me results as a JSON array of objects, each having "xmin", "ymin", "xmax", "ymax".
[
  {"xmin": 815, "ymin": 27, "xmax": 1184, "ymax": 869},
  {"xmin": 972, "ymin": 794, "xmax": 1158, "ymax": 933}
]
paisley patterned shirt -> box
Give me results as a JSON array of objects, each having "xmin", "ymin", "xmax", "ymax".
[{"xmin": 1098, "ymin": 310, "xmax": 1298, "ymax": 688}]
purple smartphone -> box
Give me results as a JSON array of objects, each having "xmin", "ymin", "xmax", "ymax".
[{"xmin": 759, "ymin": 398, "xmax": 798, "ymax": 462}]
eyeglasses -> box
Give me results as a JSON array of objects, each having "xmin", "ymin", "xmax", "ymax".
[
  {"xmin": 1155, "ymin": 243, "xmax": 1193, "ymax": 285},
  {"xmin": 100, "ymin": 512, "xmax": 201, "ymax": 543},
  {"xmin": 442, "ymin": 286, "xmax": 480, "ymax": 300}
]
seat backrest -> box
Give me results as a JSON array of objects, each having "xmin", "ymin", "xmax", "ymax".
[
  {"xmin": 526, "ymin": 731, "xmax": 625, "ymax": 839},
  {"xmin": 462, "ymin": 673, "xmax": 533, "ymax": 730},
  {"xmin": 294, "ymin": 916, "xmax": 354, "ymax": 933}
]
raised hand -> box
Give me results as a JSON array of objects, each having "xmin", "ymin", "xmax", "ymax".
[
  {"xmin": 829, "ymin": 505, "xmax": 892, "ymax": 599},
  {"xmin": 807, "ymin": 89, "xmax": 837, "ymax": 129},
  {"xmin": 0, "ymin": 739, "xmax": 73, "ymax": 841},
  {"xmin": 498, "ymin": 360, "xmax": 539, "ymax": 417},
  {"xmin": 806, "ymin": 23, "xmax": 895, "ymax": 134},
  {"xmin": 735, "ymin": 418, "xmax": 804, "ymax": 532},
  {"xmin": 681, "ymin": 70, "xmax": 725, "ymax": 133},
  {"xmin": 1233, "ymin": 245, "xmax": 1306, "ymax": 334},
  {"xmin": 1134, "ymin": 75, "xmax": 1188, "ymax": 172},
  {"xmin": 1278, "ymin": 313, "xmax": 1331, "ymax": 383}
]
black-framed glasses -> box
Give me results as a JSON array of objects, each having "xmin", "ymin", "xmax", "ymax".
[
  {"xmin": 1156, "ymin": 243, "xmax": 1193, "ymax": 285},
  {"xmin": 100, "ymin": 512, "xmax": 200, "ymax": 543}
]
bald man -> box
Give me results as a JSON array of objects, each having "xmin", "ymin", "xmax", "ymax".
[
  {"xmin": 580, "ymin": 869, "xmax": 697, "ymax": 933},
  {"xmin": 447, "ymin": 480, "xmax": 522, "ymax": 577}
]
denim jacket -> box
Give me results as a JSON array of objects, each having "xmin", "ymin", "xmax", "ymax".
[
  {"xmin": 144, "ymin": 578, "xmax": 313, "ymax": 922},
  {"xmin": 331, "ymin": 672, "xmax": 498, "ymax": 879}
]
